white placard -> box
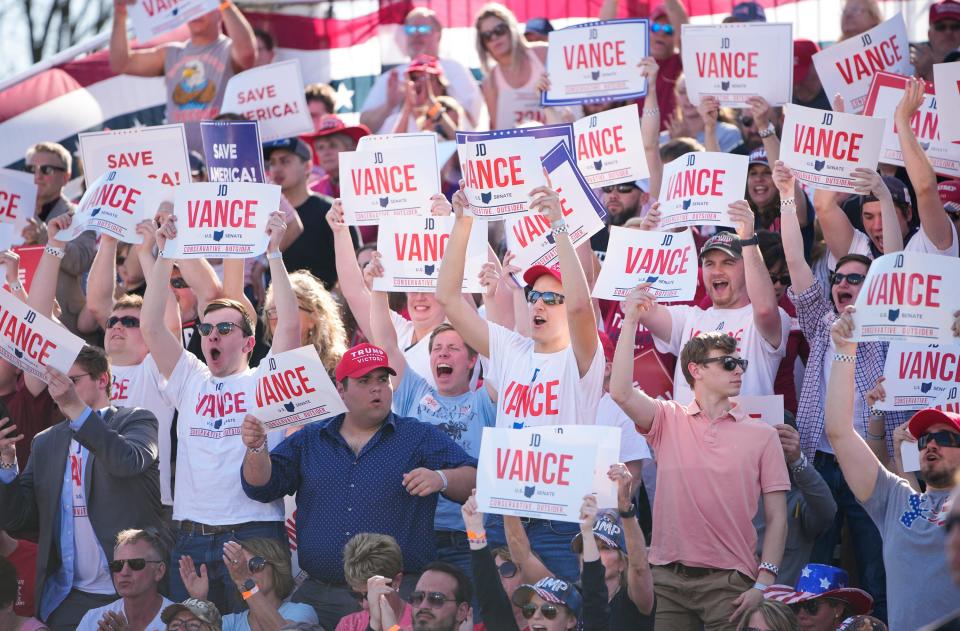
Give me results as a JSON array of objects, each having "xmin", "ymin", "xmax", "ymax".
[
  {"xmin": 0, "ymin": 290, "xmax": 85, "ymax": 380},
  {"xmin": 456, "ymin": 134, "xmax": 546, "ymax": 219},
  {"xmin": 221, "ymin": 60, "xmax": 313, "ymax": 143},
  {"xmin": 862, "ymin": 72, "xmax": 960, "ymax": 177},
  {"xmin": 339, "ymin": 135, "xmax": 439, "ymax": 225},
  {"xmin": 732, "ymin": 394, "xmax": 785, "ymax": 426},
  {"xmin": 572, "ymin": 105, "xmax": 648, "ymax": 186},
  {"xmin": 592, "ymin": 227, "xmax": 697, "ymax": 302},
  {"xmin": 812, "ymin": 14, "xmax": 911, "ymax": 113},
  {"xmin": 780, "ymin": 104, "xmax": 884, "ymax": 193},
  {"xmin": 372, "ymin": 215, "xmax": 486, "ymax": 293},
  {"xmin": 128, "ymin": 0, "xmax": 219, "ymax": 40},
  {"xmin": 933, "ymin": 62, "xmax": 960, "ymax": 146},
  {"xmin": 681, "ymin": 23, "xmax": 793, "ymax": 107},
  {"xmin": 251, "ymin": 345, "xmax": 346, "ymax": 431},
  {"xmin": 0, "ymin": 168, "xmax": 37, "ymax": 246},
  {"xmin": 476, "ymin": 425, "xmax": 620, "ymax": 523},
  {"xmin": 876, "ymin": 342, "xmax": 960, "ymax": 412},
  {"xmin": 166, "ymin": 182, "xmax": 279, "ymax": 258},
  {"xmin": 79, "ymin": 124, "xmax": 191, "ymax": 196},
  {"xmin": 60, "ymin": 170, "xmax": 163, "ymax": 244},
  {"xmin": 900, "ymin": 440, "xmax": 921, "ymax": 472},
  {"xmin": 658, "ymin": 152, "xmax": 747, "ymax": 229},
  {"xmin": 852, "ymin": 251, "xmax": 960, "ymax": 344}
]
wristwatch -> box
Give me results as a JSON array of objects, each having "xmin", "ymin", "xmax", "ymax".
[
  {"xmin": 758, "ymin": 122, "xmax": 777, "ymax": 138},
  {"xmin": 739, "ymin": 234, "xmax": 759, "ymax": 247},
  {"xmin": 619, "ymin": 502, "xmax": 637, "ymax": 519}
]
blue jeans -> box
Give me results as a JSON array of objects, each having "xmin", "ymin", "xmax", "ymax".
[
  {"xmin": 170, "ymin": 521, "xmax": 287, "ymax": 615},
  {"xmin": 484, "ymin": 515, "xmax": 581, "ymax": 582},
  {"xmin": 811, "ymin": 453, "xmax": 887, "ymax": 623},
  {"xmin": 435, "ymin": 530, "xmax": 473, "ymax": 580}
]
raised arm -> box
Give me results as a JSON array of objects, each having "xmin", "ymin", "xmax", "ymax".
[
  {"xmin": 610, "ymin": 464, "xmax": 654, "ymax": 614},
  {"xmin": 367, "ymin": 254, "xmax": 407, "ymax": 387},
  {"xmin": 262, "ymin": 212, "xmax": 299, "ymax": 353},
  {"xmin": 85, "ymin": 235, "xmax": 120, "ymax": 328},
  {"xmin": 134, "ymin": 219, "xmax": 182, "ymax": 340},
  {"xmin": 328, "ymin": 199, "xmax": 373, "ymax": 339},
  {"xmin": 698, "ymin": 96, "xmax": 721, "ymax": 153},
  {"xmin": 609, "ymin": 288, "xmax": 660, "ymax": 431},
  {"xmin": 852, "ymin": 168, "xmax": 903, "ymax": 253},
  {"xmin": 278, "ymin": 195, "xmax": 304, "ymax": 251},
  {"xmin": 176, "ymin": 258, "xmax": 223, "ymax": 313},
  {"xmin": 505, "ymin": 515, "xmax": 552, "ymax": 584},
  {"xmin": 108, "ymin": 0, "xmax": 166, "ymax": 76},
  {"xmin": 221, "ymin": 1, "xmax": 257, "ymax": 71},
  {"xmin": 639, "ymin": 58, "xmax": 664, "ymax": 199},
  {"xmin": 599, "ymin": 0, "xmax": 618, "ymax": 19},
  {"xmin": 143, "ymin": 216, "xmax": 186, "ymax": 378},
  {"xmin": 812, "ymin": 187, "xmax": 857, "ymax": 261},
  {"xmin": 773, "ymin": 162, "xmax": 815, "ymax": 294},
  {"xmin": 730, "ymin": 200, "xmax": 783, "ymax": 347}
]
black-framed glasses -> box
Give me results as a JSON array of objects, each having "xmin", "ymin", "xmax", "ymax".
[
  {"xmin": 409, "ymin": 591, "xmax": 457, "ymax": 607},
  {"xmin": 170, "ymin": 277, "xmax": 190, "ymax": 289},
  {"xmin": 197, "ymin": 321, "xmax": 250, "ymax": 337},
  {"xmin": 700, "ymin": 355, "xmax": 748, "ymax": 373},
  {"xmin": 480, "ymin": 22, "xmax": 509, "ymax": 42},
  {"xmin": 830, "ymin": 272, "xmax": 866, "ymax": 286},
  {"xmin": 405, "ymin": 24, "xmax": 435, "ymax": 35},
  {"xmin": 107, "ymin": 315, "xmax": 141, "ymax": 329},
  {"xmin": 650, "ymin": 22, "xmax": 674, "ymax": 35},
  {"xmin": 601, "ymin": 184, "xmax": 638, "ymax": 194},
  {"xmin": 108, "ymin": 558, "xmax": 163, "ymax": 573},
  {"xmin": 25, "ymin": 164, "xmax": 66, "ymax": 176},
  {"xmin": 792, "ymin": 599, "xmax": 828, "ymax": 615},
  {"xmin": 918, "ymin": 430, "xmax": 960, "ymax": 450},
  {"xmin": 521, "ymin": 603, "xmax": 560, "ymax": 620},
  {"xmin": 527, "ymin": 290, "xmax": 565, "ymax": 306},
  {"xmin": 68, "ymin": 373, "xmax": 91, "ymax": 384},
  {"xmin": 769, "ymin": 273, "xmax": 791, "ymax": 286}
]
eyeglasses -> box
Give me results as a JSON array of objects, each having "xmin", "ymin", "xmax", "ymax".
[
  {"xmin": 25, "ymin": 164, "xmax": 66, "ymax": 176},
  {"xmin": 497, "ymin": 560, "xmax": 518, "ymax": 578},
  {"xmin": 527, "ymin": 290, "xmax": 565, "ymax": 306},
  {"xmin": 650, "ymin": 22, "xmax": 675, "ymax": 35},
  {"xmin": 601, "ymin": 184, "xmax": 638, "ymax": 194},
  {"xmin": 107, "ymin": 315, "xmax": 141, "ymax": 329},
  {"xmin": 108, "ymin": 558, "xmax": 163, "ymax": 573},
  {"xmin": 699, "ymin": 355, "xmax": 748, "ymax": 373},
  {"xmin": 521, "ymin": 603, "xmax": 561, "ymax": 620},
  {"xmin": 739, "ymin": 116, "xmax": 755, "ymax": 128},
  {"xmin": 170, "ymin": 277, "xmax": 190, "ymax": 289},
  {"xmin": 933, "ymin": 21, "xmax": 960, "ymax": 32},
  {"xmin": 917, "ymin": 430, "xmax": 960, "ymax": 450},
  {"xmin": 409, "ymin": 591, "xmax": 457, "ymax": 607},
  {"xmin": 480, "ymin": 23, "xmax": 510, "ymax": 42},
  {"xmin": 769, "ymin": 273, "xmax": 791, "ymax": 286},
  {"xmin": 167, "ymin": 621, "xmax": 207, "ymax": 631},
  {"xmin": 830, "ymin": 272, "xmax": 866, "ymax": 286},
  {"xmin": 68, "ymin": 373, "xmax": 91, "ymax": 384},
  {"xmin": 197, "ymin": 321, "xmax": 251, "ymax": 337},
  {"xmin": 405, "ymin": 24, "xmax": 435, "ymax": 35}
]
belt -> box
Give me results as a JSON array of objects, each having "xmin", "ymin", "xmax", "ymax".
[
  {"xmin": 435, "ymin": 530, "xmax": 467, "ymax": 547},
  {"xmin": 660, "ymin": 562, "xmax": 722, "ymax": 578},
  {"xmin": 815, "ymin": 451, "xmax": 838, "ymax": 465},
  {"xmin": 174, "ymin": 519, "xmax": 262, "ymax": 536}
]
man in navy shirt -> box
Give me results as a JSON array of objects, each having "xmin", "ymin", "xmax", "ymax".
[{"xmin": 240, "ymin": 343, "xmax": 477, "ymax": 630}]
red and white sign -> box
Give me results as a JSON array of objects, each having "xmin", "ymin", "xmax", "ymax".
[
  {"xmin": 61, "ymin": 170, "xmax": 163, "ymax": 244},
  {"xmin": 852, "ymin": 251, "xmax": 960, "ymax": 344},
  {"xmin": 79, "ymin": 124, "xmax": 191, "ymax": 198},
  {"xmin": 862, "ymin": 72, "xmax": 960, "ymax": 177},
  {"xmin": 681, "ymin": 23, "xmax": 793, "ymax": 107},
  {"xmin": 0, "ymin": 169, "xmax": 36, "ymax": 247},
  {"xmin": 732, "ymin": 394, "xmax": 784, "ymax": 426},
  {"xmin": 251, "ymin": 345, "xmax": 346, "ymax": 431},
  {"xmin": 780, "ymin": 104, "xmax": 884, "ymax": 193},
  {"xmin": 476, "ymin": 425, "xmax": 620, "ymax": 522},
  {"xmin": 456, "ymin": 135, "xmax": 546, "ymax": 219},
  {"xmin": 9, "ymin": 246, "xmax": 44, "ymax": 294},
  {"xmin": 221, "ymin": 60, "xmax": 313, "ymax": 143},
  {"xmin": 167, "ymin": 182, "xmax": 279, "ymax": 258},
  {"xmin": 572, "ymin": 105, "xmax": 648, "ymax": 186},
  {"xmin": 658, "ymin": 151, "xmax": 747, "ymax": 229},
  {"xmin": 373, "ymin": 216, "xmax": 486, "ymax": 293},
  {"xmin": 593, "ymin": 227, "xmax": 697, "ymax": 302},
  {"xmin": 0, "ymin": 289, "xmax": 85, "ymax": 381},
  {"xmin": 812, "ymin": 14, "xmax": 911, "ymax": 113},
  {"xmin": 933, "ymin": 62, "xmax": 960, "ymax": 146},
  {"xmin": 877, "ymin": 342, "xmax": 960, "ymax": 412},
  {"xmin": 128, "ymin": 0, "xmax": 219, "ymax": 40}
]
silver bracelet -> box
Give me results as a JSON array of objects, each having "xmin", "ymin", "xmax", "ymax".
[
  {"xmin": 759, "ymin": 561, "xmax": 780, "ymax": 577},
  {"xmin": 551, "ymin": 222, "xmax": 569, "ymax": 236},
  {"xmin": 643, "ymin": 107, "xmax": 660, "ymax": 116},
  {"xmin": 758, "ymin": 123, "xmax": 777, "ymax": 138},
  {"xmin": 435, "ymin": 469, "xmax": 449, "ymax": 493},
  {"xmin": 8, "ymin": 281, "xmax": 23, "ymax": 293},
  {"xmin": 267, "ymin": 250, "xmax": 283, "ymax": 260},
  {"xmin": 248, "ymin": 443, "xmax": 266, "ymax": 454},
  {"xmin": 789, "ymin": 454, "xmax": 808, "ymax": 474},
  {"xmin": 869, "ymin": 406, "xmax": 886, "ymax": 418},
  {"xmin": 44, "ymin": 245, "xmax": 65, "ymax": 259},
  {"xmin": 833, "ymin": 353, "xmax": 856, "ymax": 363}
]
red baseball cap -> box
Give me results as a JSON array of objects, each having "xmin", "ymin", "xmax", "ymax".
[
  {"xmin": 306, "ymin": 114, "xmax": 370, "ymax": 145},
  {"xmin": 334, "ymin": 343, "xmax": 397, "ymax": 382},
  {"xmin": 522, "ymin": 264, "xmax": 563, "ymax": 287},
  {"xmin": 650, "ymin": 5, "xmax": 669, "ymax": 21},
  {"xmin": 938, "ymin": 179, "xmax": 960, "ymax": 214},
  {"xmin": 907, "ymin": 408, "xmax": 960, "ymax": 440},
  {"xmin": 930, "ymin": 0, "xmax": 960, "ymax": 24},
  {"xmin": 794, "ymin": 40, "xmax": 820, "ymax": 84},
  {"xmin": 407, "ymin": 54, "xmax": 444, "ymax": 76}
]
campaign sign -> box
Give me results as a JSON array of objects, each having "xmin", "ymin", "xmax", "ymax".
[
  {"xmin": 167, "ymin": 182, "xmax": 279, "ymax": 258},
  {"xmin": 0, "ymin": 168, "xmax": 37, "ymax": 246},
  {"xmin": 852, "ymin": 251, "xmax": 960, "ymax": 344},
  {"xmin": 593, "ymin": 227, "xmax": 697, "ymax": 302},
  {"xmin": 79, "ymin": 124, "xmax": 191, "ymax": 194},
  {"xmin": 456, "ymin": 132, "xmax": 546, "ymax": 219},
  {"xmin": 221, "ymin": 60, "xmax": 313, "ymax": 142},
  {"xmin": 780, "ymin": 104, "xmax": 884, "ymax": 193},
  {"xmin": 373, "ymin": 216, "xmax": 486, "ymax": 293},
  {"xmin": 732, "ymin": 394, "xmax": 785, "ymax": 426},
  {"xmin": 659, "ymin": 152, "xmax": 747, "ymax": 229},
  {"xmin": 812, "ymin": 14, "xmax": 910, "ymax": 113},
  {"xmin": 6, "ymin": 246, "xmax": 44, "ymax": 294},
  {"xmin": 252, "ymin": 346, "xmax": 346, "ymax": 431},
  {"xmin": 60, "ymin": 170, "xmax": 162, "ymax": 244},
  {"xmin": 933, "ymin": 62, "xmax": 960, "ymax": 146},
  {"xmin": 0, "ymin": 290, "xmax": 85, "ymax": 380},
  {"xmin": 201, "ymin": 120, "xmax": 265, "ymax": 184},
  {"xmin": 128, "ymin": 0, "xmax": 219, "ymax": 40},
  {"xmin": 862, "ymin": 72, "xmax": 960, "ymax": 177},
  {"xmin": 543, "ymin": 19, "xmax": 649, "ymax": 106},
  {"xmin": 476, "ymin": 425, "xmax": 621, "ymax": 522},
  {"xmin": 573, "ymin": 105, "xmax": 648, "ymax": 186},
  {"xmin": 681, "ymin": 23, "xmax": 793, "ymax": 107},
  {"xmin": 877, "ymin": 342, "xmax": 960, "ymax": 412},
  {"xmin": 505, "ymin": 142, "xmax": 606, "ymax": 280}
]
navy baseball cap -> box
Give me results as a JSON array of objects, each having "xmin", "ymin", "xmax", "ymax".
[
  {"xmin": 699, "ymin": 231, "xmax": 743, "ymax": 260},
  {"xmin": 525, "ymin": 17, "xmax": 554, "ymax": 36},
  {"xmin": 570, "ymin": 511, "xmax": 626, "ymax": 554},
  {"xmin": 513, "ymin": 577, "xmax": 583, "ymax": 618},
  {"xmin": 724, "ymin": 1, "xmax": 767, "ymax": 22},
  {"xmin": 263, "ymin": 137, "xmax": 312, "ymax": 162},
  {"xmin": 864, "ymin": 175, "xmax": 911, "ymax": 208}
]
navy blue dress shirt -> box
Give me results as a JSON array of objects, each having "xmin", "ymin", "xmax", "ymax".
[{"xmin": 241, "ymin": 413, "xmax": 477, "ymax": 585}]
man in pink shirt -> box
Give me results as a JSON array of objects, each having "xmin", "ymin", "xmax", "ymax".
[{"xmin": 611, "ymin": 289, "xmax": 790, "ymax": 630}]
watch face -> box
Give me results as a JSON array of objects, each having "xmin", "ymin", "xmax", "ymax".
[{"xmin": 243, "ymin": 578, "xmax": 257, "ymax": 590}]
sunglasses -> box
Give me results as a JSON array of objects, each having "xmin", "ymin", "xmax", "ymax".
[
  {"xmin": 917, "ymin": 430, "xmax": 960, "ymax": 450},
  {"xmin": 601, "ymin": 184, "xmax": 638, "ymax": 194},
  {"xmin": 108, "ymin": 558, "xmax": 163, "ymax": 573},
  {"xmin": 830, "ymin": 272, "xmax": 866, "ymax": 286},
  {"xmin": 650, "ymin": 22, "xmax": 675, "ymax": 35},
  {"xmin": 480, "ymin": 22, "xmax": 510, "ymax": 42},
  {"xmin": 25, "ymin": 164, "xmax": 66, "ymax": 176},
  {"xmin": 700, "ymin": 355, "xmax": 748, "ymax": 372},
  {"xmin": 769, "ymin": 273, "xmax": 791, "ymax": 286},
  {"xmin": 792, "ymin": 599, "xmax": 834, "ymax": 615},
  {"xmin": 933, "ymin": 21, "xmax": 960, "ymax": 32},
  {"xmin": 527, "ymin": 290, "xmax": 565, "ymax": 306},
  {"xmin": 107, "ymin": 315, "xmax": 141, "ymax": 329},
  {"xmin": 739, "ymin": 116, "xmax": 755, "ymax": 127},
  {"xmin": 405, "ymin": 24, "xmax": 434, "ymax": 35},
  {"xmin": 521, "ymin": 603, "xmax": 561, "ymax": 620},
  {"xmin": 170, "ymin": 277, "xmax": 190, "ymax": 289},
  {"xmin": 197, "ymin": 321, "xmax": 251, "ymax": 337},
  {"xmin": 497, "ymin": 560, "xmax": 518, "ymax": 578},
  {"xmin": 409, "ymin": 591, "xmax": 457, "ymax": 607},
  {"xmin": 248, "ymin": 556, "xmax": 268, "ymax": 573}
]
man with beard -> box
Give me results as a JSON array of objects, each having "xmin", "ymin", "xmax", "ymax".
[
  {"xmin": 590, "ymin": 181, "xmax": 651, "ymax": 258},
  {"xmin": 825, "ymin": 311, "xmax": 960, "ymax": 631},
  {"xmin": 365, "ymin": 562, "xmax": 471, "ymax": 631}
]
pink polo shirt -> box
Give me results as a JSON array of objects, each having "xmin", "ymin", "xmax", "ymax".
[{"xmin": 643, "ymin": 399, "xmax": 791, "ymax": 579}]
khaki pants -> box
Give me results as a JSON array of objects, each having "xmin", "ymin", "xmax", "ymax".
[{"xmin": 652, "ymin": 563, "xmax": 754, "ymax": 631}]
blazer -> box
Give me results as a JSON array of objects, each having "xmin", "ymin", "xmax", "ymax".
[{"xmin": 0, "ymin": 406, "xmax": 163, "ymax": 615}]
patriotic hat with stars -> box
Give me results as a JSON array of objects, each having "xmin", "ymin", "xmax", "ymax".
[{"xmin": 763, "ymin": 564, "xmax": 873, "ymax": 615}]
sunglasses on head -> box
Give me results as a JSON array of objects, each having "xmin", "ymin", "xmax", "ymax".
[
  {"xmin": 108, "ymin": 558, "xmax": 163, "ymax": 573},
  {"xmin": 409, "ymin": 591, "xmax": 456, "ymax": 607},
  {"xmin": 107, "ymin": 315, "xmax": 140, "ymax": 329},
  {"xmin": 521, "ymin": 603, "xmax": 561, "ymax": 620},
  {"xmin": 700, "ymin": 355, "xmax": 748, "ymax": 372},
  {"xmin": 497, "ymin": 560, "xmax": 518, "ymax": 578},
  {"xmin": 830, "ymin": 272, "xmax": 866, "ymax": 286},
  {"xmin": 526, "ymin": 290, "xmax": 565, "ymax": 306},
  {"xmin": 405, "ymin": 24, "xmax": 434, "ymax": 35},
  {"xmin": 601, "ymin": 184, "xmax": 638, "ymax": 194},
  {"xmin": 917, "ymin": 430, "xmax": 960, "ymax": 450},
  {"xmin": 769, "ymin": 273, "xmax": 791, "ymax": 286},
  {"xmin": 480, "ymin": 22, "xmax": 510, "ymax": 42},
  {"xmin": 170, "ymin": 277, "xmax": 190, "ymax": 289},
  {"xmin": 197, "ymin": 321, "xmax": 250, "ymax": 337},
  {"xmin": 650, "ymin": 22, "xmax": 675, "ymax": 35},
  {"xmin": 25, "ymin": 164, "xmax": 66, "ymax": 176}
]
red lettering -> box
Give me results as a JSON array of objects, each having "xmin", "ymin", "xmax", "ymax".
[
  {"xmin": 865, "ymin": 272, "xmax": 942, "ymax": 307},
  {"xmin": 562, "ymin": 40, "xmax": 626, "ymax": 70},
  {"xmin": 105, "ymin": 151, "xmax": 155, "ymax": 169}
]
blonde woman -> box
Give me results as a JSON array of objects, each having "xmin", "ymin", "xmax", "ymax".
[
  {"xmin": 736, "ymin": 600, "xmax": 799, "ymax": 631},
  {"xmin": 839, "ymin": 0, "xmax": 883, "ymax": 40}
]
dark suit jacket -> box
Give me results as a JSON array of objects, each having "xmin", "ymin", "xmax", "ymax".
[{"xmin": 0, "ymin": 406, "xmax": 163, "ymax": 615}]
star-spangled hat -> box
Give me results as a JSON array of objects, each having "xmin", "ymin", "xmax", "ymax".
[{"xmin": 763, "ymin": 564, "xmax": 873, "ymax": 615}]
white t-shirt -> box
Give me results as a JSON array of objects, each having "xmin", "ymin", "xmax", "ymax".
[
  {"xmin": 111, "ymin": 356, "xmax": 177, "ymax": 506},
  {"xmin": 68, "ymin": 438, "xmax": 115, "ymax": 594},
  {"xmin": 77, "ymin": 596, "xmax": 173, "ymax": 631},
  {"xmin": 487, "ymin": 322, "xmax": 605, "ymax": 429},
  {"xmin": 596, "ymin": 393, "xmax": 652, "ymax": 463},
  {"xmin": 653, "ymin": 304, "xmax": 790, "ymax": 405},
  {"xmin": 827, "ymin": 223, "xmax": 959, "ymax": 269},
  {"xmin": 162, "ymin": 351, "xmax": 284, "ymax": 525}
]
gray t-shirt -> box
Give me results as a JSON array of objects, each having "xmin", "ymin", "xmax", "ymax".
[
  {"xmin": 164, "ymin": 35, "xmax": 235, "ymax": 152},
  {"xmin": 861, "ymin": 467, "xmax": 959, "ymax": 631}
]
